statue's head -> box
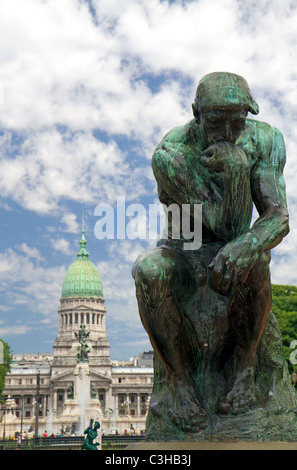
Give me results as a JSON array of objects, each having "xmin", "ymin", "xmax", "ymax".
[{"xmin": 192, "ymin": 72, "xmax": 259, "ymax": 144}]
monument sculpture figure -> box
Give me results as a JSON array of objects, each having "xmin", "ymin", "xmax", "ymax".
[
  {"xmin": 82, "ymin": 419, "xmax": 100, "ymax": 450},
  {"xmin": 67, "ymin": 383, "xmax": 74, "ymax": 399},
  {"xmin": 75, "ymin": 324, "xmax": 90, "ymax": 363},
  {"xmin": 132, "ymin": 72, "xmax": 297, "ymax": 441}
]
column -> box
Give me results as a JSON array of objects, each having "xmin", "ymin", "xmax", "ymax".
[
  {"xmin": 114, "ymin": 394, "xmax": 118, "ymax": 416},
  {"xmin": 53, "ymin": 390, "xmax": 57, "ymax": 412}
]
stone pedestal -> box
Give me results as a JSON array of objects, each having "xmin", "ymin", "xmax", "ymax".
[
  {"xmin": 58, "ymin": 363, "xmax": 102, "ymax": 444},
  {"xmin": 145, "ymin": 312, "xmax": 297, "ymax": 442},
  {"xmin": 126, "ymin": 441, "xmax": 297, "ymax": 450}
]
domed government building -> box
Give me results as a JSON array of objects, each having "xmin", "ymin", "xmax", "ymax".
[{"xmin": 0, "ymin": 223, "xmax": 153, "ymax": 438}]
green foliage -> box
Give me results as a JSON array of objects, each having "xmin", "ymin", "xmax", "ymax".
[
  {"xmin": 0, "ymin": 339, "xmax": 12, "ymax": 398},
  {"xmin": 271, "ymin": 284, "xmax": 297, "ymax": 373}
]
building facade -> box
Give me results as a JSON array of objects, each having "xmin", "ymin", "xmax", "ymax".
[{"xmin": 0, "ymin": 225, "xmax": 153, "ymax": 438}]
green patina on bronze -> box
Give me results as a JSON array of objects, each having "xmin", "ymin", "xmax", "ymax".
[
  {"xmin": 132, "ymin": 72, "xmax": 297, "ymax": 441},
  {"xmin": 82, "ymin": 419, "xmax": 100, "ymax": 450},
  {"xmin": 61, "ymin": 219, "xmax": 103, "ymax": 299},
  {"xmin": 75, "ymin": 324, "xmax": 90, "ymax": 363}
]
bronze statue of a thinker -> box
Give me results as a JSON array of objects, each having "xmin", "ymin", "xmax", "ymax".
[{"xmin": 132, "ymin": 72, "xmax": 296, "ymax": 440}]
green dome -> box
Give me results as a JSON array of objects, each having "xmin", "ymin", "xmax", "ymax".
[{"xmin": 61, "ymin": 226, "xmax": 103, "ymax": 299}]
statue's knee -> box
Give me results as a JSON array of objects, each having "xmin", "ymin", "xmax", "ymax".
[
  {"xmin": 132, "ymin": 249, "xmax": 176, "ymax": 290},
  {"xmin": 132, "ymin": 247, "xmax": 197, "ymax": 303}
]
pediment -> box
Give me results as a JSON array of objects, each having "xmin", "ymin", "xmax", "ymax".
[
  {"xmin": 51, "ymin": 369, "xmax": 75, "ymax": 382},
  {"xmin": 51, "ymin": 368, "xmax": 112, "ymax": 384},
  {"xmin": 91, "ymin": 370, "xmax": 112, "ymax": 383}
]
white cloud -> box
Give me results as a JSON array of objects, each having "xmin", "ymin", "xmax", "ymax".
[
  {"xmin": 0, "ymin": 128, "xmax": 136, "ymax": 213},
  {"xmin": 0, "ymin": 325, "xmax": 32, "ymax": 337},
  {"xmin": 50, "ymin": 237, "xmax": 72, "ymax": 255},
  {"xmin": 60, "ymin": 213, "xmax": 79, "ymax": 234},
  {"xmin": 17, "ymin": 243, "xmax": 44, "ymax": 262},
  {"xmin": 0, "ymin": 246, "xmax": 66, "ymax": 321},
  {"xmin": 1, "ymin": 0, "xmax": 296, "ymax": 216}
]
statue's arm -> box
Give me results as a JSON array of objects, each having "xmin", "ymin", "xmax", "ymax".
[
  {"xmin": 249, "ymin": 125, "xmax": 289, "ymax": 249},
  {"xmin": 209, "ymin": 124, "xmax": 289, "ymax": 294},
  {"xmin": 152, "ymin": 132, "xmax": 207, "ymax": 207}
]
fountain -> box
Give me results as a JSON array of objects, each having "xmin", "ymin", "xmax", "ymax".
[
  {"xmin": 45, "ymin": 409, "xmax": 54, "ymax": 436},
  {"xmin": 55, "ymin": 324, "xmax": 102, "ymax": 444},
  {"xmin": 75, "ymin": 362, "xmax": 91, "ymax": 435}
]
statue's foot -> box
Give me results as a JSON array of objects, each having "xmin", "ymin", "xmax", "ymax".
[
  {"xmin": 224, "ymin": 368, "xmax": 257, "ymax": 415},
  {"xmin": 167, "ymin": 385, "xmax": 207, "ymax": 432},
  {"xmin": 217, "ymin": 397, "xmax": 232, "ymax": 415}
]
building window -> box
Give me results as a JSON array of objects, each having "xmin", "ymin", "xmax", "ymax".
[
  {"xmin": 130, "ymin": 409, "xmax": 135, "ymax": 416},
  {"xmin": 75, "ymin": 313, "xmax": 78, "ymax": 324},
  {"xmin": 86, "ymin": 314, "xmax": 90, "ymax": 324},
  {"xmin": 26, "ymin": 397, "xmax": 31, "ymax": 404},
  {"xmin": 25, "ymin": 411, "xmax": 31, "ymax": 418}
]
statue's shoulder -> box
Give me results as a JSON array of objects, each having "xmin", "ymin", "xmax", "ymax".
[
  {"xmin": 242, "ymin": 118, "xmax": 285, "ymax": 167},
  {"xmin": 152, "ymin": 121, "xmax": 197, "ymax": 178},
  {"xmin": 152, "ymin": 120, "xmax": 197, "ymax": 169},
  {"xmin": 155, "ymin": 120, "xmax": 195, "ymax": 151},
  {"xmin": 245, "ymin": 118, "xmax": 285, "ymax": 148}
]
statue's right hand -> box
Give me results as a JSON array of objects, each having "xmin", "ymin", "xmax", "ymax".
[{"xmin": 200, "ymin": 142, "xmax": 247, "ymax": 173}]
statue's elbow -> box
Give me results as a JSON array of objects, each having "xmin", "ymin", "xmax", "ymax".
[{"xmin": 280, "ymin": 208, "xmax": 289, "ymax": 238}]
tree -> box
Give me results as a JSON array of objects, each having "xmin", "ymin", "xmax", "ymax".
[
  {"xmin": 0, "ymin": 339, "xmax": 12, "ymax": 398},
  {"xmin": 271, "ymin": 284, "xmax": 297, "ymax": 373}
]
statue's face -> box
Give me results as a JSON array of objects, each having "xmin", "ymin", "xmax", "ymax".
[{"xmin": 200, "ymin": 109, "xmax": 247, "ymax": 145}]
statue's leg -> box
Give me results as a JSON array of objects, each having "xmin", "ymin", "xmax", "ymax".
[
  {"xmin": 132, "ymin": 245, "xmax": 206, "ymax": 430},
  {"xmin": 223, "ymin": 250, "xmax": 272, "ymax": 413}
]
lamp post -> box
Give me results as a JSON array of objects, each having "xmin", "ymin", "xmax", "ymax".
[
  {"xmin": 2, "ymin": 408, "xmax": 6, "ymax": 440},
  {"xmin": 35, "ymin": 369, "xmax": 40, "ymax": 444},
  {"xmin": 13, "ymin": 395, "xmax": 24, "ymax": 435}
]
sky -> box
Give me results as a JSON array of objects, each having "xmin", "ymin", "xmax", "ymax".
[{"xmin": 1, "ymin": 0, "xmax": 297, "ymax": 360}]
